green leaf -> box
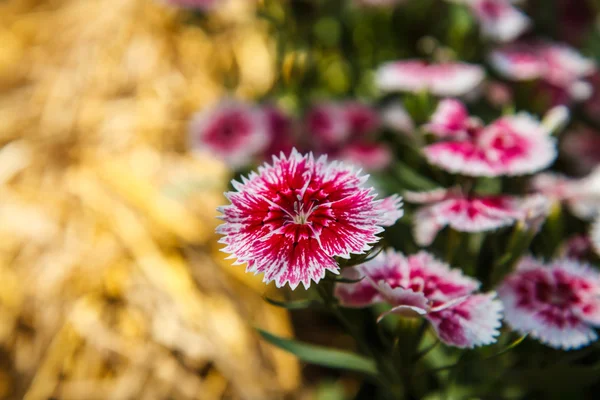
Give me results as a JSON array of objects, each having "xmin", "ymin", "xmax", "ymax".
[
  {"xmin": 333, "ymin": 276, "xmax": 365, "ymax": 284},
  {"xmin": 263, "ymin": 296, "xmax": 318, "ymax": 310},
  {"xmin": 257, "ymin": 329, "xmax": 378, "ymax": 375},
  {"xmin": 393, "ymin": 161, "xmax": 438, "ymax": 191}
]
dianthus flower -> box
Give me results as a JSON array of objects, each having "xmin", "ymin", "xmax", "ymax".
[
  {"xmin": 404, "ymin": 187, "xmax": 527, "ymax": 246},
  {"xmin": 375, "ymin": 60, "xmax": 485, "ymax": 97},
  {"xmin": 531, "ymin": 167, "xmax": 600, "ymax": 221},
  {"xmin": 490, "ymin": 41, "xmax": 595, "ymax": 102},
  {"xmin": 422, "ymin": 99, "xmax": 556, "ymax": 176},
  {"xmin": 499, "ymin": 257, "xmax": 600, "ymax": 350},
  {"xmin": 189, "ymin": 100, "xmax": 268, "ymax": 168},
  {"xmin": 217, "ymin": 149, "xmax": 402, "ymax": 289},
  {"xmin": 561, "ymin": 234, "xmax": 594, "ymax": 260},
  {"xmin": 335, "ymin": 250, "xmax": 503, "ymax": 348},
  {"xmin": 450, "ymin": 0, "xmax": 530, "ymax": 42}
]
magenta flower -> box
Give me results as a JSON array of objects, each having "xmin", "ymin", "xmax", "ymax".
[
  {"xmin": 343, "ymin": 102, "xmax": 381, "ymax": 137},
  {"xmin": 376, "ymin": 60, "xmax": 485, "ymax": 97},
  {"xmin": 405, "ymin": 187, "xmax": 525, "ymax": 246},
  {"xmin": 305, "ymin": 103, "xmax": 351, "ymax": 147},
  {"xmin": 335, "ymin": 250, "xmax": 503, "ymax": 348},
  {"xmin": 498, "ymin": 257, "xmax": 600, "ymax": 350},
  {"xmin": 451, "ymin": 0, "xmax": 530, "ymax": 42},
  {"xmin": 262, "ymin": 105, "xmax": 296, "ymax": 159},
  {"xmin": 531, "ymin": 168, "xmax": 600, "ymax": 221},
  {"xmin": 189, "ymin": 100, "xmax": 268, "ymax": 168},
  {"xmin": 490, "ymin": 41, "xmax": 595, "ymax": 102},
  {"xmin": 422, "ymin": 99, "xmax": 556, "ymax": 176},
  {"xmin": 217, "ymin": 149, "xmax": 402, "ymax": 289},
  {"xmin": 561, "ymin": 235, "xmax": 594, "ymax": 260},
  {"xmin": 337, "ymin": 142, "xmax": 393, "ymax": 172}
]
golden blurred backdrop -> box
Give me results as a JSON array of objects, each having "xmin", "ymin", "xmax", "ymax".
[{"xmin": 0, "ymin": 0, "xmax": 303, "ymax": 398}]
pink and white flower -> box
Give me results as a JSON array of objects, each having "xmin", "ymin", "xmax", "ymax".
[
  {"xmin": 217, "ymin": 149, "xmax": 402, "ymax": 289},
  {"xmin": 561, "ymin": 234, "xmax": 594, "ymax": 260},
  {"xmin": 189, "ymin": 100, "xmax": 268, "ymax": 168},
  {"xmin": 498, "ymin": 257, "xmax": 600, "ymax": 350},
  {"xmin": 422, "ymin": 99, "xmax": 556, "ymax": 176},
  {"xmin": 405, "ymin": 187, "xmax": 524, "ymax": 246},
  {"xmin": 591, "ymin": 219, "xmax": 600, "ymax": 256},
  {"xmin": 381, "ymin": 102, "xmax": 415, "ymax": 136},
  {"xmin": 335, "ymin": 250, "xmax": 503, "ymax": 348},
  {"xmin": 490, "ymin": 41, "xmax": 596, "ymax": 102},
  {"xmin": 531, "ymin": 167, "xmax": 600, "ymax": 221},
  {"xmin": 376, "ymin": 60, "xmax": 485, "ymax": 97},
  {"xmin": 337, "ymin": 142, "xmax": 393, "ymax": 172},
  {"xmin": 376, "ymin": 195, "xmax": 404, "ymax": 227},
  {"xmin": 452, "ymin": 0, "xmax": 530, "ymax": 42}
]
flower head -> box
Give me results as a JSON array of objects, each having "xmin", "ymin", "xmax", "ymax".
[
  {"xmin": 217, "ymin": 149, "xmax": 402, "ymax": 289},
  {"xmin": 189, "ymin": 100, "xmax": 268, "ymax": 168},
  {"xmin": 306, "ymin": 103, "xmax": 351, "ymax": 147},
  {"xmin": 376, "ymin": 60, "xmax": 485, "ymax": 97},
  {"xmin": 499, "ymin": 257, "xmax": 600, "ymax": 350},
  {"xmin": 561, "ymin": 234, "xmax": 594, "ymax": 260},
  {"xmin": 490, "ymin": 41, "xmax": 595, "ymax": 102},
  {"xmin": 337, "ymin": 142, "xmax": 393, "ymax": 172},
  {"xmin": 453, "ymin": 0, "xmax": 530, "ymax": 42},
  {"xmin": 405, "ymin": 187, "xmax": 524, "ymax": 246},
  {"xmin": 531, "ymin": 167, "xmax": 600, "ymax": 220},
  {"xmin": 423, "ymin": 99, "xmax": 556, "ymax": 176},
  {"xmin": 335, "ymin": 250, "xmax": 503, "ymax": 348}
]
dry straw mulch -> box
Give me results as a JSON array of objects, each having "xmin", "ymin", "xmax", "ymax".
[{"xmin": 0, "ymin": 0, "xmax": 300, "ymax": 398}]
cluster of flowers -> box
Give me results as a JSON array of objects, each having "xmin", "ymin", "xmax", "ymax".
[{"xmin": 181, "ymin": 0, "xmax": 600, "ymax": 352}]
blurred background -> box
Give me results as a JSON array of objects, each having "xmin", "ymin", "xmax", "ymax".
[{"xmin": 0, "ymin": 0, "xmax": 310, "ymax": 398}]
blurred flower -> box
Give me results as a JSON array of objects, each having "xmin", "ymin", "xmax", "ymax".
[
  {"xmin": 561, "ymin": 234, "xmax": 594, "ymax": 260},
  {"xmin": 217, "ymin": 149, "xmax": 401, "ymax": 289},
  {"xmin": 452, "ymin": 0, "xmax": 530, "ymax": 42},
  {"xmin": 305, "ymin": 103, "xmax": 351, "ymax": 147},
  {"xmin": 343, "ymin": 101, "xmax": 381, "ymax": 137},
  {"xmin": 262, "ymin": 105, "xmax": 297, "ymax": 159},
  {"xmin": 541, "ymin": 105, "xmax": 570, "ymax": 134},
  {"xmin": 375, "ymin": 60, "xmax": 485, "ymax": 97},
  {"xmin": 189, "ymin": 100, "xmax": 268, "ymax": 168},
  {"xmin": 485, "ymin": 81, "xmax": 514, "ymax": 108},
  {"xmin": 499, "ymin": 257, "xmax": 600, "ymax": 350},
  {"xmin": 381, "ymin": 102, "xmax": 415, "ymax": 135},
  {"xmin": 561, "ymin": 127, "xmax": 600, "ymax": 174},
  {"xmin": 531, "ymin": 167, "xmax": 600, "ymax": 220},
  {"xmin": 335, "ymin": 250, "xmax": 503, "ymax": 348},
  {"xmin": 405, "ymin": 187, "xmax": 524, "ymax": 246},
  {"xmin": 517, "ymin": 194, "xmax": 552, "ymax": 234},
  {"xmin": 422, "ymin": 99, "xmax": 556, "ymax": 176},
  {"xmin": 490, "ymin": 41, "xmax": 595, "ymax": 102},
  {"xmin": 337, "ymin": 142, "xmax": 393, "ymax": 171},
  {"xmin": 376, "ymin": 194, "xmax": 404, "ymax": 226},
  {"xmin": 592, "ymin": 218, "xmax": 600, "ymax": 256}
]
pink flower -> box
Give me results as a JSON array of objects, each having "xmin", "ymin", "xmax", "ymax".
[
  {"xmin": 498, "ymin": 257, "xmax": 600, "ymax": 350},
  {"xmin": 376, "ymin": 60, "xmax": 485, "ymax": 97},
  {"xmin": 457, "ymin": 0, "xmax": 530, "ymax": 42},
  {"xmin": 189, "ymin": 100, "xmax": 268, "ymax": 168},
  {"xmin": 531, "ymin": 168, "xmax": 600, "ymax": 221},
  {"xmin": 217, "ymin": 149, "xmax": 402, "ymax": 289},
  {"xmin": 591, "ymin": 219, "xmax": 600, "ymax": 256},
  {"xmin": 337, "ymin": 142, "xmax": 393, "ymax": 172},
  {"xmin": 561, "ymin": 128, "xmax": 600, "ymax": 175},
  {"xmin": 306, "ymin": 103, "xmax": 350, "ymax": 147},
  {"xmin": 405, "ymin": 187, "xmax": 524, "ymax": 246},
  {"xmin": 490, "ymin": 41, "xmax": 595, "ymax": 102},
  {"xmin": 335, "ymin": 250, "xmax": 503, "ymax": 348},
  {"xmin": 422, "ymin": 99, "xmax": 556, "ymax": 176},
  {"xmin": 262, "ymin": 106, "xmax": 296, "ymax": 159},
  {"xmin": 343, "ymin": 102, "xmax": 381, "ymax": 137},
  {"xmin": 376, "ymin": 195, "xmax": 404, "ymax": 227}
]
